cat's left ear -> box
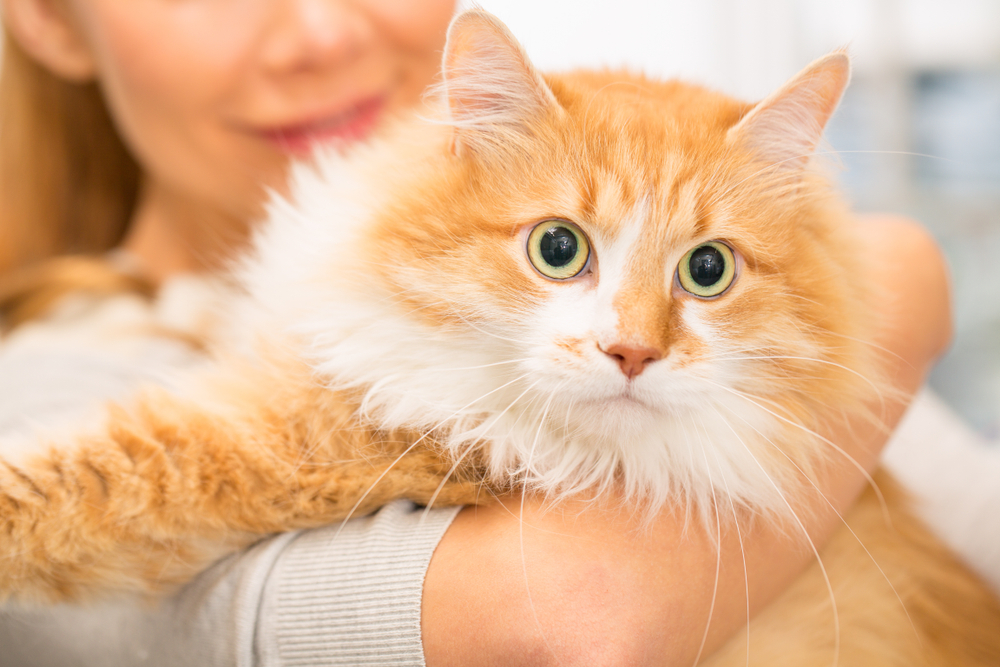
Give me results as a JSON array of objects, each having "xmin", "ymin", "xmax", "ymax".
[
  {"xmin": 441, "ymin": 9, "xmax": 564, "ymax": 157},
  {"xmin": 727, "ymin": 52, "xmax": 850, "ymax": 171}
]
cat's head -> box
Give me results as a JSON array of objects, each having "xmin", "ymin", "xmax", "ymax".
[{"xmin": 250, "ymin": 10, "xmax": 877, "ymax": 517}]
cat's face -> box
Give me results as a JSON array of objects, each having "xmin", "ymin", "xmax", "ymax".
[{"xmin": 260, "ymin": 10, "xmax": 873, "ymax": 514}]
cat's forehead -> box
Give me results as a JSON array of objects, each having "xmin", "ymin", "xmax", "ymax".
[
  {"xmin": 515, "ymin": 73, "xmax": 755, "ymax": 247},
  {"xmin": 552, "ymin": 71, "xmax": 750, "ymax": 142},
  {"xmin": 548, "ymin": 166, "xmax": 710, "ymax": 251},
  {"xmin": 374, "ymin": 70, "xmax": 783, "ymax": 276}
]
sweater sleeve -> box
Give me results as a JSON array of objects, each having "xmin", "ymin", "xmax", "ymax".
[
  {"xmin": 0, "ymin": 501, "xmax": 460, "ymax": 667},
  {"xmin": 255, "ymin": 501, "xmax": 461, "ymax": 666}
]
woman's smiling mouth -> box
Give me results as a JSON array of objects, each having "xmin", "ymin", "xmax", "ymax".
[{"xmin": 254, "ymin": 95, "xmax": 386, "ymax": 156}]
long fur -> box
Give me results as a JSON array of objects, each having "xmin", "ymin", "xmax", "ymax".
[{"xmin": 1, "ymin": 8, "xmax": 998, "ymax": 664}]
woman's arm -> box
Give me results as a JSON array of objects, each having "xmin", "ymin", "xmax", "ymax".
[{"xmin": 422, "ymin": 215, "xmax": 952, "ymax": 667}]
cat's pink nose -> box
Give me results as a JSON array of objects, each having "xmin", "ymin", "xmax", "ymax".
[{"xmin": 601, "ymin": 344, "xmax": 662, "ymax": 379}]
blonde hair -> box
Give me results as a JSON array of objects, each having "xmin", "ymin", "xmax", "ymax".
[{"xmin": 0, "ymin": 30, "xmax": 148, "ymax": 329}]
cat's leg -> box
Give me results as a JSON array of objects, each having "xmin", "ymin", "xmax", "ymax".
[{"xmin": 0, "ymin": 354, "xmax": 483, "ymax": 602}]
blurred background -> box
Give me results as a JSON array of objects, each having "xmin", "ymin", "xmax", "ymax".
[{"xmin": 477, "ymin": 0, "xmax": 1000, "ymax": 437}]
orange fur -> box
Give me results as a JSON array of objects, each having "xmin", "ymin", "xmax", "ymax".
[
  {"xmin": 0, "ymin": 351, "xmax": 484, "ymax": 601},
  {"xmin": 1, "ymin": 9, "xmax": 998, "ymax": 664}
]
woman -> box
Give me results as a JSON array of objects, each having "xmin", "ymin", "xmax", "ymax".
[{"xmin": 0, "ymin": 1, "xmax": 956, "ymax": 665}]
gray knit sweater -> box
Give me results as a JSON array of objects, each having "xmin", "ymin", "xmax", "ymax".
[{"xmin": 0, "ymin": 502, "xmax": 459, "ymax": 666}]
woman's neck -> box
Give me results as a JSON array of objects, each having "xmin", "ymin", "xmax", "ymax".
[{"xmin": 122, "ymin": 180, "xmax": 252, "ymax": 284}]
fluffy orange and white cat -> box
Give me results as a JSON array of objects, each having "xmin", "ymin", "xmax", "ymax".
[{"xmin": 2, "ymin": 9, "xmax": 999, "ymax": 664}]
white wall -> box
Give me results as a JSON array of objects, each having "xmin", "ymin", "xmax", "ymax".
[{"xmin": 473, "ymin": 0, "xmax": 1000, "ymax": 99}]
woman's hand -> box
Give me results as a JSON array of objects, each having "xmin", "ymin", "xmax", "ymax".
[{"xmin": 422, "ymin": 214, "xmax": 952, "ymax": 667}]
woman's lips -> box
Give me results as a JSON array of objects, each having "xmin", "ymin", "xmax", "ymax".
[{"xmin": 256, "ymin": 96, "xmax": 385, "ymax": 156}]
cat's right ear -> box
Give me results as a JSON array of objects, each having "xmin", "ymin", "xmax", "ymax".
[
  {"xmin": 441, "ymin": 9, "xmax": 564, "ymax": 157},
  {"xmin": 727, "ymin": 52, "xmax": 850, "ymax": 172}
]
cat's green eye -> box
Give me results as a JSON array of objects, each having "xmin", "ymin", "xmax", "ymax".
[
  {"xmin": 677, "ymin": 241, "xmax": 736, "ymax": 298},
  {"xmin": 526, "ymin": 221, "xmax": 591, "ymax": 280}
]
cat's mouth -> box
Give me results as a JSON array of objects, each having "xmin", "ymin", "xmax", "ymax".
[{"xmin": 591, "ymin": 387, "xmax": 651, "ymax": 411}]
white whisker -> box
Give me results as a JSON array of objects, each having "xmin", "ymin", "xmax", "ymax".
[
  {"xmin": 708, "ymin": 404, "xmax": 841, "ymax": 667},
  {"xmin": 711, "ymin": 355, "xmax": 884, "ymax": 404},
  {"xmin": 698, "ymin": 378, "xmax": 889, "ymax": 524},
  {"xmin": 518, "ymin": 381, "xmax": 562, "ymax": 662},
  {"xmin": 420, "ymin": 378, "xmax": 543, "ymax": 522},
  {"xmin": 691, "ymin": 414, "xmax": 722, "ymax": 667},
  {"xmin": 417, "ymin": 358, "xmax": 533, "ymax": 373},
  {"xmin": 719, "ymin": 402, "xmax": 920, "ymax": 644},
  {"xmin": 708, "ymin": 439, "xmax": 751, "ymax": 667},
  {"xmin": 328, "ymin": 370, "xmax": 536, "ymax": 539}
]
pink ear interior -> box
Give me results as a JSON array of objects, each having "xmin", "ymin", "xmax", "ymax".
[
  {"xmin": 441, "ymin": 9, "xmax": 561, "ymax": 155},
  {"xmin": 728, "ymin": 52, "xmax": 851, "ymax": 171}
]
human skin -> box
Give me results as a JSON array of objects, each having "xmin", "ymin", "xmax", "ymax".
[
  {"xmin": 2, "ymin": 0, "xmax": 456, "ymax": 282},
  {"xmin": 0, "ymin": 1, "xmax": 952, "ymax": 664}
]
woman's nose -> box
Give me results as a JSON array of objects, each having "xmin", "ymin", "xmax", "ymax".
[{"xmin": 259, "ymin": 0, "xmax": 374, "ymax": 74}]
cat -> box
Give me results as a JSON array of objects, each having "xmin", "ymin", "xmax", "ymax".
[{"xmin": 2, "ymin": 8, "xmax": 1000, "ymax": 664}]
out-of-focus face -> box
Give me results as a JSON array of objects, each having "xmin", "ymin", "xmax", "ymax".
[{"xmin": 65, "ymin": 0, "xmax": 456, "ymax": 222}]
